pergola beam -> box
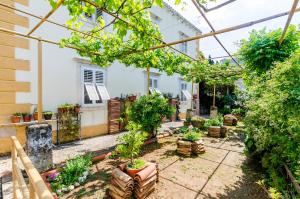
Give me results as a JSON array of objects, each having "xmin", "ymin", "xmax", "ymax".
[
  {"xmin": 0, "ymin": 3, "xmax": 102, "ymax": 40},
  {"xmin": 279, "ymin": 0, "xmax": 299, "ymax": 45},
  {"xmin": 82, "ymin": 0, "xmax": 198, "ymax": 61},
  {"xmin": 146, "ymin": 7, "xmax": 300, "ymax": 52},
  {"xmin": 27, "ymin": 0, "xmax": 64, "ymax": 36},
  {"xmin": 0, "ymin": 27, "xmax": 102, "ymax": 56},
  {"xmin": 192, "ymin": 0, "xmax": 241, "ymax": 67},
  {"xmin": 198, "ymin": 0, "xmax": 237, "ymax": 13}
]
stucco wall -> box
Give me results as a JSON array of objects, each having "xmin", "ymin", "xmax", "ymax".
[{"xmin": 0, "ymin": 0, "xmax": 200, "ymax": 153}]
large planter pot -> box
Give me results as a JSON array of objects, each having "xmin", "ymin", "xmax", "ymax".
[
  {"xmin": 223, "ymin": 114, "xmax": 238, "ymax": 126},
  {"xmin": 208, "ymin": 126, "xmax": 221, "ymax": 138},
  {"xmin": 177, "ymin": 139, "xmax": 205, "ymax": 156},
  {"xmin": 11, "ymin": 116, "xmax": 21, "ymax": 123},
  {"xmin": 220, "ymin": 126, "xmax": 228, "ymax": 138},
  {"xmin": 126, "ymin": 164, "xmax": 146, "ymax": 177}
]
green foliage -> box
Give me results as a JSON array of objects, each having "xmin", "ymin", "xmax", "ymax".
[
  {"xmin": 244, "ymin": 49, "xmax": 300, "ymax": 194},
  {"xmin": 128, "ymin": 93, "xmax": 175, "ymax": 137},
  {"xmin": 231, "ymin": 108, "xmax": 245, "ymax": 117},
  {"xmin": 127, "ymin": 159, "xmax": 146, "ymax": 170},
  {"xmin": 49, "ymin": 155, "xmax": 92, "ymax": 195},
  {"xmin": 238, "ymin": 25, "xmax": 299, "ymax": 76},
  {"xmin": 116, "ymin": 122, "xmax": 147, "ymax": 164},
  {"xmin": 191, "ymin": 116, "xmax": 205, "ymax": 129},
  {"xmin": 204, "ymin": 115, "xmax": 223, "ymax": 129},
  {"xmin": 183, "ymin": 131, "xmax": 202, "ymax": 142},
  {"xmin": 179, "ymin": 126, "xmax": 189, "ymax": 134}
]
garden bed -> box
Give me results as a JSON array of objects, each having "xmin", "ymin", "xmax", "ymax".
[{"xmin": 47, "ymin": 133, "xmax": 269, "ymax": 199}]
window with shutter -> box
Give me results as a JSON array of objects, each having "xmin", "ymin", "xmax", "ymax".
[
  {"xmin": 180, "ymin": 81, "xmax": 190, "ymax": 101},
  {"xmin": 81, "ymin": 65, "xmax": 110, "ymax": 106}
]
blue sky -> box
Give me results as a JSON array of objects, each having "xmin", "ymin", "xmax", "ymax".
[{"xmin": 169, "ymin": 0, "xmax": 300, "ymax": 60}]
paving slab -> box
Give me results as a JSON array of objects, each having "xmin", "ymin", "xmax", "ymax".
[
  {"xmin": 222, "ymin": 151, "xmax": 247, "ymax": 168},
  {"xmin": 147, "ymin": 178, "xmax": 197, "ymax": 199},
  {"xmin": 219, "ymin": 139, "xmax": 245, "ymax": 153},
  {"xmin": 202, "ymin": 136, "xmax": 226, "ymax": 148},
  {"xmin": 199, "ymin": 146, "xmax": 228, "ymax": 163},
  {"xmin": 160, "ymin": 157, "xmax": 220, "ymax": 192},
  {"xmin": 199, "ymin": 163, "xmax": 268, "ymax": 199}
]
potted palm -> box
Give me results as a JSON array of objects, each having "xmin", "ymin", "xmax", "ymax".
[
  {"xmin": 11, "ymin": 113, "xmax": 21, "ymax": 123},
  {"xmin": 116, "ymin": 122, "xmax": 147, "ymax": 177}
]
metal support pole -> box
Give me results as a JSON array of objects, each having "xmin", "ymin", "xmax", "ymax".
[
  {"xmin": 37, "ymin": 39, "xmax": 43, "ymax": 122},
  {"xmin": 147, "ymin": 67, "xmax": 150, "ymax": 95}
]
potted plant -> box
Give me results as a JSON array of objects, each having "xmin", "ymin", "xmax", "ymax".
[
  {"xmin": 58, "ymin": 103, "xmax": 73, "ymax": 114},
  {"xmin": 43, "ymin": 111, "xmax": 53, "ymax": 120},
  {"xmin": 204, "ymin": 115, "xmax": 224, "ymax": 138},
  {"xmin": 191, "ymin": 116, "xmax": 205, "ymax": 129},
  {"xmin": 177, "ymin": 128, "xmax": 205, "ymax": 156},
  {"xmin": 128, "ymin": 93, "xmax": 175, "ymax": 138},
  {"xmin": 11, "ymin": 113, "xmax": 21, "ymax": 123},
  {"xmin": 116, "ymin": 122, "xmax": 147, "ymax": 177},
  {"xmin": 22, "ymin": 113, "xmax": 32, "ymax": 122},
  {"xmin": 127, "ymin": 94, "xmax": 137, "ymax": 102},
  {"xmin": 74, "ymin": 104, "xmax": 81, "ymax": 114},
  {"xmin": 33, "ymin": 111, "xmax": 38, "ymax": 120}
]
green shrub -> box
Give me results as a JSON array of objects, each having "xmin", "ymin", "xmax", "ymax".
[
  {"xmin": 116, "ymin": 122, "xmax": 147, "ymax": 168},
  {"xmin": 244, "ymin": 49, "xmax": 300, "ymax": 194},
  {"xmin": 49, "ymin": 154, "xmax": 92, "ymax": 195},
  {"xmin": 191, "ymin": 116, "xmax": 205, "ymax": 129},
  {"xmin": 231, "ymin": 108, "xmax": 245, "ymax": 117},
  {"xmin": 128, "ymin": 93, "xmax": 175, "ymax": 137},
  {"xmin": 183, "ymin": 131, "xmax": 202, "ymax": 142},
  {"xmin": 204, "ymin": 115, "xmax": 223, "ymax": 130}
]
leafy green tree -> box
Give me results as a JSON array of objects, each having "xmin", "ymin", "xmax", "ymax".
[
  {"xmin": 238, "ymin": 25, "xmax": 299, "ymax": 76},
  {"xmin": 116, "ymin": 122, "xmax": 147, "ymax": 166},
  {"xmin": 128, "ymin": 93, "xmax": 175, "ymax": 137}
]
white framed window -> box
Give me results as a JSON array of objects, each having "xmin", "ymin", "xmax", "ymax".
[
  {"xmin": 81, "ymin": 65, "xmax": 110, "ymax": 106},
  {"xmin": 180, "ymin": 81, "xmax": 191, "ymax": 101},
  {"xmin": 148, "ymin": 76, "xmax": 162, "ymax": 95},
  {"xmin": 179, "ymin": 32, "xmax": 188, "ymax": 53}
]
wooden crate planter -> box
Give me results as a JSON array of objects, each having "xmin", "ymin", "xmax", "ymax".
[
  {"xmin": 223, "ymin": 114, "xmax": 238, "ymax": 126},
  {"xmin": 208, "ymin": 126, "xmax": 221, "ymax": 138},
  {"xmin": 109, "ymin": 162, "xmax": 158, "ymax": 199},
  {"xmin": 177, "ymin": 139, "xmax": 205, "ymax": 156},
  {"xmin": 108, "ymin": 99, "xmax": 121, "ymax": 134}
]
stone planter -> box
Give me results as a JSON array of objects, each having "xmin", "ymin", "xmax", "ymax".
[
  {"xmin": 177, "ymin": 138, "xmax": 205, "ymax": 156},
  {"xmin": 208, "ymin": 126, "xmax": 221, "ymax": 138},
  {"xmin": 223, "ymin": 114, "xmax": 238, "ymax": 126}
]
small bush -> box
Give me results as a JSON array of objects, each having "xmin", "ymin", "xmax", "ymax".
[
  {"xmin": 191, "ymin": 116, "xmax": 205, "ymax": 129},
  {"xmin": 204, "ymin": 115, "xmax": 223, "ymax": 130},
  {"xmin": 129, "ymin": 93, "xmax": 175, "ymax": 137},
  {"xmin": 183, "ymin": 131, "xmax": 202, "ymax": 142}
]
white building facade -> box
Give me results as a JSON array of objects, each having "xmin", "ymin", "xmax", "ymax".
[{"xmin": 0, "ymin": 1, "xmax": 201, "ymax": 138}]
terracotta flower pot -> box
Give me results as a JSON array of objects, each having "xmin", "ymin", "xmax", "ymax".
[
  {"xmin": 11, "ymin": 116, "xmax": 21, "ymax": 123},
  {"xmin": 128, "ymin": 95, "xmax": 137, "ymax": 102},
  {"xmin": 23, "ymin": 115, "xmax": 32, "ymax": 122},
  {"xmin": 126, "ymin": 165, "xmax": 146, "ymax": 177},
  {"xmin": 33, "ymin": 112, "xmax": 38, "ymax": 120},
  {"xmin": 74, "ymin": 107, "xmax": 80, "ymax": 114}
]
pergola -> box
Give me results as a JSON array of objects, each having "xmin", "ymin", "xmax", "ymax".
[{"xmin": 0, "ymin": 0, "xmax": 298, "ymax": 121}]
